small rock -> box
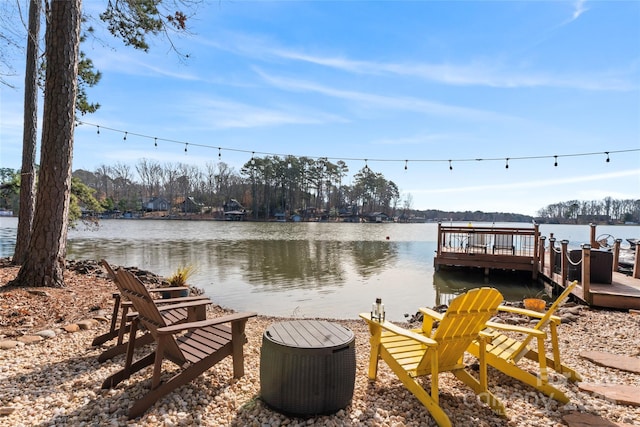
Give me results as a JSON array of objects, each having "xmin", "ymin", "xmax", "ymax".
[
  {"xmin": 26, "ymin": 289, "xmax": 49, "ymax": 297},
  {"xmin": 0, "ymin": 406, "xmax": 17, "ymax": 415},
  {"xmin": 92, "ymin": 316, "xmax": 109, "ymax": 323},
  {"xmin": 63, "ymin": 324, "xmax": 80, "ymax": 333},
  {"xmin": 561, "ymin": 313, "xmax": 579, "ymax": 323},
  {"xmin": 35, "ymin": 329, "xmax": 56, "ymax": 338},
  {"xmin": 76, "ymin": 319, "xmax": 99, "ymax": 330},
  {"xmin": 16, "ymin": 335, "xmax": 44, "ymax": 344},
  {"xmin": 0, "ymin": 340, "xmax": 23, "ymax": 350}
]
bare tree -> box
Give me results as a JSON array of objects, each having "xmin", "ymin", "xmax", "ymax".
[
  {"xmin": 10, "ymin": 0, "xmax": 82, "ymax": 287},
  {"xmin": 13, "ymin": 0, "xmax": 42, "ymax": 265}
]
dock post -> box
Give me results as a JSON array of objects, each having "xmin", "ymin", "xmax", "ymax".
[
  {"xmin": 582, "ymin": 244, "xmax": 592, "ymax": 304},
  {"xmin": 561, "ymin": 240, "xmax": 569, "ymax": 287},
  {"xmin": 539, "ymin": 236, "xmax": 546, "ymax": 276},
  {"xmin": 613, "ymin": 239, "xmax": 622, "ymax": 273},
  {"xmin": 589, "ymin": 223, "xmax": 599, "ymax": 249},
  {"xmin": 532, "ymin": 224, "xmax": 540, "ymax": 279},
  {"xmin": 634, "ymin": 244, "xmax": 640, "ymax": 279},
  {"xmin": 549, "ymin": 237, "xmax": 556, "ymax": 277}
]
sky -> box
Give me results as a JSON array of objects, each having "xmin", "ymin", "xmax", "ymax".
[{"xmin": 1, "ymin": 0, "xmax": 639, "ymax": 217}]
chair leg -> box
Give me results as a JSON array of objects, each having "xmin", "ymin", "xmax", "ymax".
[
  {"xmin": 453, "ymin": 370, "xmax": 505, "ymax": 415},
  {"xmin": 101, "ymin": 352, "xmax": 156, "ymax": 389},
  {"xmin": 230, "ymin": 319, "xmax": 248, "ymax": 378},
  {"xmin": 380, "ymin": 347, "xmax": 451, "ymax": 427},
  {"xmin": 522, "ymin": 349, "xmax": 582, "ymax": 382},
  {"xmin": 97, "ymin": 333, "xmax": 155, "ymax": 363},
  {"xmin": 128, "ymin": 345, "xmax": 233, "ymax": 419},
  {"xmin": 484, "ymin": 355, "xmax": 569, "ymax": 403},
  {"xmin": 92, "ymin": 294, "xmax": 122, "ymax": 346}
]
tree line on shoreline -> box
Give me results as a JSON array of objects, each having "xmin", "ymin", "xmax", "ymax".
[{"xmin": 2, "ymin": 164, "xmax": 637, "ymax": 224}]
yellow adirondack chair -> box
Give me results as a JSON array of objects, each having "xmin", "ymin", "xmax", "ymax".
[
  {"xmin": 466, "ymin": 280, "xmax": 582, "ymax": 403},
  {"xmin": 360, "ymin": 288, "xmax": 505, "ymax": 427}
]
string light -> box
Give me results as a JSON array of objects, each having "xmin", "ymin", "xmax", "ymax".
[
  {"xmin": 364, "ymin": 159, "xmax": 369, "ymax": 171},
  {"xmin": 74, "ymin": 120, "xmax": 639, "ymax": 170},
  {"xmin": 184, "ymin": 143, "xmax": 188, "ymax": 154},
  {"xmin": 404, "ymin": 160, "xmax": 408, "ymax": 171},
  {"xmin": 505, "ymin": 158, "xmax": 509, "ymax": 169},
  {"xmin": 251, "ymin": 152, "xmax": 255, "ymax": 165}
]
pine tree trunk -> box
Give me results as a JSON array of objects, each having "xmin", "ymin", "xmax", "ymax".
[
  {"xmin": 10, "ymin": 0, "xmax": 81, "ymax": 288},
  {"xmin": 13, "ymin": 0, "xmax": 41, "ymax": 265}
]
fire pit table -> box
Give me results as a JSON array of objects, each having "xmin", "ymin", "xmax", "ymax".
[{"xmin": 260, "ymin": 319, "xmax": 356, "ymax": 416}]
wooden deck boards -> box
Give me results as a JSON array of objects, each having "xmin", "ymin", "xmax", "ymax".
[
  {"xmin": 434, "ymin": 224, "xmax": 640, "ymax": 311},
  {"xmin": 538, "ymin": 252, "xmax": 640, "ymax": 310}
]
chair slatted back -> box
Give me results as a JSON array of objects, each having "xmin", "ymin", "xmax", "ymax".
[
  {"xmin": 494, "ymin": 234, "xmax": 514, "ymax": 248},
  {"xmin": 509, "ymin": 280, "xmax": 578, "ymax": 361},
  {"xmin": 424, "ymin": 287, "xmax": 503, "ymax": 371},
  {"xmin": 115, "ymin": 269, "xmax": 185, "ymax": 363},
  {"xmin": 469, "ymin": 233, "xmax": 487, "ymax": 246}
]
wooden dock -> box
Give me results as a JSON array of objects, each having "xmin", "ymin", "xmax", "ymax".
[{"xmin": 433, "ymin": 223, "xmax": 640, "ymax": 310}]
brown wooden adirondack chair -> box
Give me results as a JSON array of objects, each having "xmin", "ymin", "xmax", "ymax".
[
  {"xmin": 360, "ymin": 288, "xmax": 505, "ymax": 427},
  {"xmin": 101, "ymin": 268, "xmax": 256, "ymax": 419},
  {"xmin": 466, "ymin": 280, "xmax": 582, "ymax": 403},
  {"xmin": 93, "ymin": 260, "xmax": 210, "ymax": 362}
]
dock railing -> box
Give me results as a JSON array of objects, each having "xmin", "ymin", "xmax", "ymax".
[{"xmin": 435, "ymin": 223, "xmax": 540, "ymax": 277}]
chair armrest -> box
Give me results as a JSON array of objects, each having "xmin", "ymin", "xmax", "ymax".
[
  {"xmin": 155, "ymin": 299, "xmax": 212, "ymax": 312},
  {"xmin": 148, "ymin": 286, "xmax": 189, "ymax": 293},
  {"xmin": 485, "ymin": 321, "xmax": 546, "ymax": 337},
  {"xmin": 157, "ymin": 312, "xmax": 257, "ymax": 334},
  {"xmin": 498, "ymin": 305, "xmax": 546, "ymax": 318},
  {"xmin": 154, "ymin": 295, "xmax": 210, "ymax": 306},
  {"xmin": 497, "ymin": 305, "xmax": 561, "ymax": 324},
  {"xmin": 359, "ymin": 313, "xmax": 438, "ymax": 347},
  {"xmin": 419, "ymin": 307, "xmax": 445, "ymax": 322}
]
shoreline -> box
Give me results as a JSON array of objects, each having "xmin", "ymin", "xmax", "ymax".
[{"xmin": 1, "ymin": 261, "xmax": 639, "ymax": 426}]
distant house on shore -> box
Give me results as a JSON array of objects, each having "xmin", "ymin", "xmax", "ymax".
[
  {"xmin": 181, "ymin": 197, "xmax": 204, "ymax": 214},
  {"xmin": 223, "ymin": 198, "xmax": 246, "ymax": 221},
  {"xmin": 143, "ymin": 197, "xmax": 170, "ymax": 212},
  {"xmin": 365, "ymin": 212, "xmax": 390, "ymax": 223}
]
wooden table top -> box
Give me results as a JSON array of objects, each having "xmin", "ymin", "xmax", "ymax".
[{"xmin": 264, "ymin": 319, "xmax": 354, "ymax": 349}]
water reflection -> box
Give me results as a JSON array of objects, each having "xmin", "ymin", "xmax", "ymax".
[
  {"xmin": 433, "ymin": 269, "xmax": 544, "ymax": 306},
  {"xmin": 1, "ymin": 217, "xmax": 637, "ymax": 321}
]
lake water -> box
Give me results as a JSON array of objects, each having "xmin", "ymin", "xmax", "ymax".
[{"xmin": 1, "ymin": 217, "xmax": 637, "ymax": 321}]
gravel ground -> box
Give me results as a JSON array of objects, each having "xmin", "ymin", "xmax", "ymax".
[{"xmin": 1, "ymin": 260, "xmax": 639, "ymax": 426}]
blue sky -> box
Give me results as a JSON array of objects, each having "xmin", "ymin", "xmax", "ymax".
[{"xmin": 1, "ymin": 0, "xmax": 639, "ymax": 216}]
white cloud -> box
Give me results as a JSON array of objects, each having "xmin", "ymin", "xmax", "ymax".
[
  {"xmin": 572, "ymin": 0, "xmax": 589, "ymax": 21},
  {"xmin": 254, "ymin": 69, "xmax": 514, "ymax": 122}
]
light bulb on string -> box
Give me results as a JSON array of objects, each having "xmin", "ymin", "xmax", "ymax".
[
  {"xmin": 184, "ymin": 143, "xmax": 188, "ymax": 154},
  {"xmin": 97, "ymin": 126, "xmax": 100, "ymax": 135},
  {"xmin": 554, "ymin": 155, "xmax": 558, "ymax": 167},
  {"xmin": 404, "ymin": 160, "xmax": 408, "ymax": 171},
  {"xmin": 605, "ymin": 152, "xmax": 610, "ymax": 163},
  {"xmin": 123, "ymin": 132, "xmax": 127, "ymax": 141},
  {"xmin": 154, "ymin": 137, "xmax": 158, "ymax": 148},
  {"xmin": 505, "ymin": 158, "xmax": 509, "ymax": 169},
  {"xmin": 364, "ymin": 159, "xmax": 369, "ymax": 172},
  {"xmin": 251, "ymin": 152, "xmax": 255, "ymax": 165},
  {"xmin": 449, "ymin": 160, "xmax": 453, "ymax": 171},
  {"xmin": 218, "ymin": 147, "xmax": 221, "ymax": 160}
]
